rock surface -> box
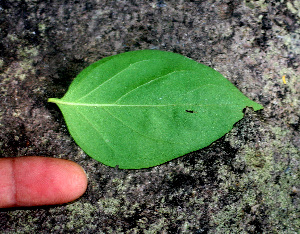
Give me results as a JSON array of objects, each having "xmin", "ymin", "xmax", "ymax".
[{"xmin": 0, "ymin": 0, "xmax": 299, "ymax": 233}]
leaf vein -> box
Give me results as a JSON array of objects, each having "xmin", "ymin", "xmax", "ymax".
[
  {"xmin": 74, "ymin": 108, "xmax": 117, "ymax": 156},
  {"xmin": 102, "ymin": 107, "xmax": 180, "ymax": 145},
  {"xmin": 74, "ymin": 59, "xmax": 154, "ymax": 102},
  {"xmin": 114, "ymin": 70, "xmax": 187, "ymax": 104}
]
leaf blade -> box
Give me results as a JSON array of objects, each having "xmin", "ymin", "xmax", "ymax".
[{"xmin": 49, "ymin": 50, "xmax": 263, "ymax": 169}]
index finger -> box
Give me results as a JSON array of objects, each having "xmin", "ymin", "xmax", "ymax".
[{"xmin": 0, "ymin": 156, "xmax": 88, "ymax": 208}]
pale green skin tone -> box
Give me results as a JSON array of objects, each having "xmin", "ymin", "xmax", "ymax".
[{"xmin": 49, "ymin": 50, "xmax": 263, "ymax": 169}]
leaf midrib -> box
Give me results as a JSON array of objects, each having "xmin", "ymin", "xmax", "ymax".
[
  {"xmin": 47, "ymin": 99, "xmax": 242, "ymax": 107},
  {"xmin": 49, "ymin": 99, "xmax": 178, "ymax": 107}
]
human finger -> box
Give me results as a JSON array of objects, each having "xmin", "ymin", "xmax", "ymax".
[{"xmin": 0, "ymin": 156, "xmax": 88, "ymax": 208}]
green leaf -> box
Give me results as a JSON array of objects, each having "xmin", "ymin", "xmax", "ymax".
[{"xmin": 48, "ymin": 50, "xmax": 263, "ymax": 169}]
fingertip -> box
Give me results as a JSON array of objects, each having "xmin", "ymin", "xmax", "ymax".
[{"xmin": 54, "ymin": 158, "xmax": 88, "ymax": 205}]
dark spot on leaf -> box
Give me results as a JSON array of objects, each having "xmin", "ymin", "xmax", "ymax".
[{"xmin": 185, "ymin": 110, "xmax": 196, "ymax": 113}]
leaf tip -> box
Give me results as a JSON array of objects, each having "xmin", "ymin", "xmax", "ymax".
[{"xmin": 253, "ymin": 102, "xmax": 264, "ymax": 111}]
